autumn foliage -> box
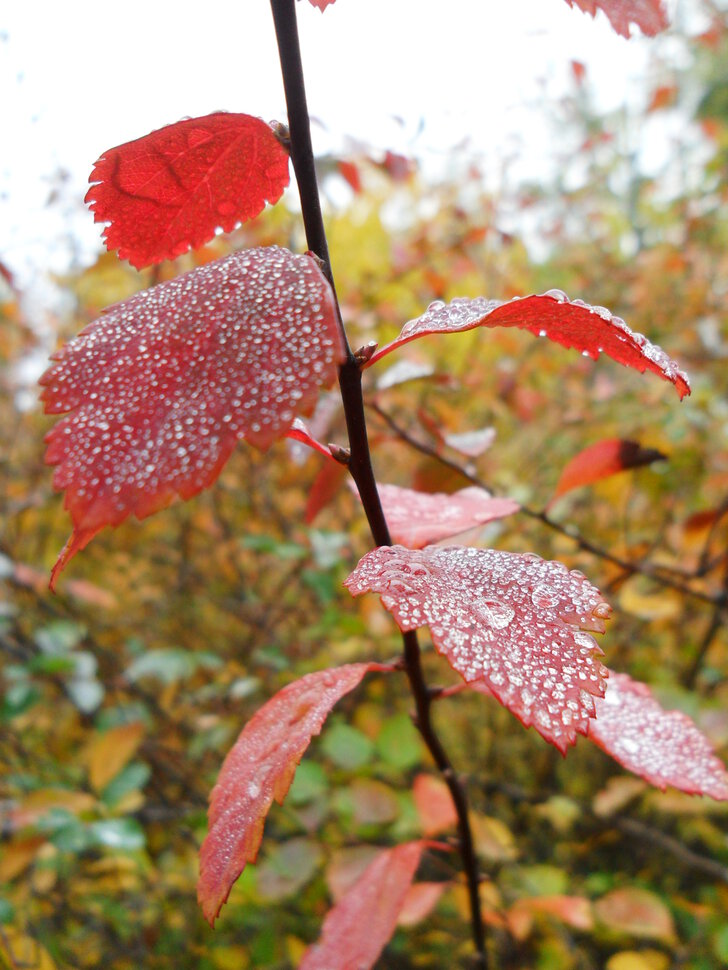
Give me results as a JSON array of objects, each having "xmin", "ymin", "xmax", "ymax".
[{"xmin": 4, "ymin": 0, "xmax": 728, "ymax": 967}]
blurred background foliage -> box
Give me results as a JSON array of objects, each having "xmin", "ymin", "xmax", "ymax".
[{"xmin": 3, "ymin": 5, "xmax": 728, "ymax": 968}]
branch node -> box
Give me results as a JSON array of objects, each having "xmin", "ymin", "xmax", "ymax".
[
  {"xmin": 328, "ymin": 443, "xmax": 351, "ymax": 464},
  {"xmin": 354, "ymin": 341, "xmax": 378, "ymax": 367}
]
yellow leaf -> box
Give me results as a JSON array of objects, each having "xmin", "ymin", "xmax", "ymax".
[
  {"xmin": 84, "ymin": 722, "xmax": 145, "ymax": 791},
  {"xmin": 0, "ymin": 837, "xmax": 45, "ymax": 881},
  {"xmin": 606, "ymin": 951, "xmax": 670, "ymax": 970},
  {"xmin": 9, "ymin": 788, "xmax": 96, "ymax": 830},
  {"xmin": 470, "ymin": 812, "xmax": 518, "ymax": 862},
  {"xmin": 0, "ymin": 928, "xmax": 56, "ymax": 970}
]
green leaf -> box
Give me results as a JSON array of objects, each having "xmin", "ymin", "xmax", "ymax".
[
  {"xmin": 89, "ymin": 818, "xmax": 146, "ymax": 851},
  {"xmin": 376, "ymin": 713, "xmax": 423, "ymax": 770},
  {"xmin": 321, "ymin": 722, "xmax": 374, "ymax": 769},
  {"xmin": 126, "ymin": 648, "xmax": 222, "ymax": 684},
  {"xmin": 288, "ymin": 761, "xmax": 329, "ymax": 805},
  {"xmin": 34, "ymin": 620, "xmax": 86, "ymax": 655},
  {"xmin": 101, "ymin": 762, "xmax": 151, "ymax": 807}
]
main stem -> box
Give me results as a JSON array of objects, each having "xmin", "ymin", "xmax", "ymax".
[{"xmin": 269, "ymin": 1, "xmax": 487, "ymax": 964}]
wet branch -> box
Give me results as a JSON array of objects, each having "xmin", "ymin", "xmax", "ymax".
[{"xmin": 269, "ymin": 1, "xmax": 487, "ymax": 964}]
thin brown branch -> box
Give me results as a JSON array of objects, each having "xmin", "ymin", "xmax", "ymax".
[{"xmin": 369, "ymin": 401, "xmax": 723, "ymax": 608}]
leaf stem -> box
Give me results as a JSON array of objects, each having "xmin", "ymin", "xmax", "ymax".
[{"xmin": 269, "ymin": 1, "xmax": 487, "ymax": 964}]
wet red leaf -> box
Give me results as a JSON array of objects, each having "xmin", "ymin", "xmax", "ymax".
[
  {"xmin": 551, "ymin": 438, "xmax": 667, "ymax": 502},
  {"xmin": 353, "ymin": 484, "xmax": 519, "ymax": 548},
  {"xmin": 589, "ymin": 671, "xmax": 728, "ymax": 799},
  {"xmin": 86, "ymin": 113, "xmax": 290, "ymax": 269},
  {"xmin": 40, "ymin": 247, "xmax": 344, "ymax": 588},
  {"xmin": 197, "ymin": 663, "xmax": 386, "ymax": 925},
  {"xmin": 563, "ymin": 0, "xmax": 668, "ymax": 37},
  {"xmin": 365, "ymin": 292, "xmax": 690, "ymax": 400},
  {"xmin": 346, "ymin": 545, "xmax": 611, "ymax": 752},
  {"xmin": 300, "ymin": 841, "xmax": 425, "ymax": 970}
]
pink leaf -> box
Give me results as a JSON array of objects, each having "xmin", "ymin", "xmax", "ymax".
[
  {"xmin": 397, "ymin": 882, "xmax": 447, "ymax": 927},
  {"xmin": 551, "ymin": 438, "xmax": 667, "ymax": 503},
  {"xmin": 351, "ymin": 483, "xmax": 519, "ymax": 548},
  {"xmin": 300, "ymin": 841, "xmax": 425, "ymax": 970},
  {"xmin": 589, "ymin": 671, "xmax": 728, "ymax": 799},
  {"xmin": 366, "ymin": 292, "xmax": 690, "ymax": 400},
  {"xmin": 564, "ymin": 0, "xmax": 669, "ymax": 38},
  {"xmin": 86, "ymin": 113, "xmax": 290, "ymax": 269},
  {"xmin": 303, "ymin": 0, "xmax": 337, "ymax": 9},
  {"xmin": 197, "ymin": 663, "xmax": 385, "ymax": 925},
  {"xmin": 40, "ymin": 246, "xmax": 344, "ymax": 588},
  {"xmin": 412, "ymin": 774, "xmax": 458, "ymax": 836},
  {"xmin": 346, "ymin": 545, "xmax": 611, "ymax": 751}
]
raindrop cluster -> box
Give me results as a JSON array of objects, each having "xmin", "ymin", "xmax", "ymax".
[
  {"xmin": 367, "ymin": 291, "xmax": 690, "ymax": 399},
  {"xmin": 345, "ymin": 545, "xmax": 611, "ymax": 751},
  {"xmin": 40, "ymin": 246, "xmax": 344, "ymax": 572},
  {"xmin": 198, "ymin": 664, "xmax": 374, "ymax": 925},
  {"xmin": 590, "ymin": 671, "xmax": 728, "ymax": 799}
]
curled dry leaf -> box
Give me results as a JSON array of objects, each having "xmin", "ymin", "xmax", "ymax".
[
  {"xmin": 551, "ymin": 438, "xmax": 667, "ymax": 503},
  {"xmin": 40, "ymin": 246, "xmax": 344, "ymax": 588},
  {"xmin": 589, "ymin": 671, "xmax": 728, "ymax": 799},
  {"xmin": 86, "ymin": 112, "xmax": 290, "ymax": 269},
  {"xmin": 299, "ymin": 841, "xmax": 425, "ymax": 970},
  {"xmin": 365, "ymin": 292, "xmax": 690, "ymax": 400},
  {"xmin": 197, "ymin": 663, "xmax": 386, "ymax": 925},
  {"xmin": 345, "ymin": 545, "xmax": 611, "ymax": 751},
  {"xmin": 563, "ymin": 0, "xmax": 669, "ymax": 38},
  {"xmin": 350, "ymin": 483, "xmax": 519, "ymax": 548}
]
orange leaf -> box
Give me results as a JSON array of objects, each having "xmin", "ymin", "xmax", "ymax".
[{"xmin": 551, "ymin": 438, "xmax": 666, "ymax": 503}]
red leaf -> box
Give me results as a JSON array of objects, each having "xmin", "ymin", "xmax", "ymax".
[
  {"xmin": 306, "ymin": 461, "xmax": 348, "ymax": 523},
  {"xmin": 589, "ymin": 671, "xmax": 728, "ymax": 799},
  {"xmin": 285, "ymin": 417, "xmax": 335, "ymax": 460},
  {"xmin": 337, "ymin": 160, "xmax": 362, "ymax": 193},
  {"xmin": 365, "ymin": 292, "xmax": 690, "ymax": 400},
  {"xmin": 563, "ymin": 0, "xmax": 668, "ymax": 37},
  {"xmin": 351, "ymin": 483, "xmax": 519, "ymax": 548},
  {"xmin": 197, "ymin": 663, "xmax": 385, "ymax": 925},
  {"xmin": 299, "ymin": 841, "xmax": 425, "ymax": 970},
  {"xmin": 304, "ymin": 0, "xmax": 337, "ymax": 9},
  {"xmin": 86, "ymin": 113, "xmax": 290, "ymax": 269},
  {"xmin": 346, "ymin": 545, "xmax": 611, "ymax": 752},
  {"xmin": 40, "ymin": 247, "xmax": 344, "ymax": 588},
  {"xmin": 551, "ymin": 438, "xmax": 667, "ymax": 502}
]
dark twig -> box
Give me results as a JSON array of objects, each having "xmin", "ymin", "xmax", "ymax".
[{"xmin": 269, "ymin": 2, "xmax": 487, "ymax": 963}]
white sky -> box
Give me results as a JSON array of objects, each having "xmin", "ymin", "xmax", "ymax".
[{"xmin": 1, "ymin": 0, "xmax": 689, "ymax": 286}]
